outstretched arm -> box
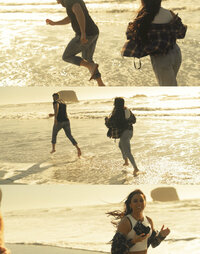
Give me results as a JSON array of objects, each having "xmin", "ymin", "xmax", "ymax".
[
  {"xmin": 72, "ymin": 3, "xmax": 88, "ymax": 44},
  {"xmin": 46, "ymin": 16, "xmax": 71, "ymax": 26},
  {"xmin": 159, "ymin": 225, "xmax": 170, "ymax": 238},
  {"xmin": 147, "ymin": 216, "xmax": 167, "ymax": 249},
  {"xmin": 148, "ymin": 225, "xmax": 170, "ymax": 248}
]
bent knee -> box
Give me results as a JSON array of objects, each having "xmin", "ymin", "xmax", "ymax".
[{"xmin": 62, "ymin": 53, "xmax": 70, "ymax": 62}]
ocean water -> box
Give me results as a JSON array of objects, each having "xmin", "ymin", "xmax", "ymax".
[
  {"xmin": 3, "ymin": 194, "xmax": 200, "ymax": 254},
  {"xmin": 0, "ymin": 88, "xmax": 200, "ymax": 184},
  {"xmin": 0, "ymin": 0, "xmax": 199, "ymax": 86}
]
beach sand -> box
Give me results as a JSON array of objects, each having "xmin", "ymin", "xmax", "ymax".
[{"xmin": 6, "ymin": 244, "xmax": 108, "ymax": 254}]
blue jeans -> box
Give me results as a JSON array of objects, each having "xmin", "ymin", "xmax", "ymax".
[
  {"xmin": 150, "ymin": 44, "xmax": 182, "ymax": 86},
  {"xmin": 119, "ymin": 129, "xmax": 138, "ymax": 169},
  {"xmin": 51, "ymin": 120, "xmax": 77, "ymax": 146},
  {"xmin": 62, "ymin": 34, "xmax": 101, "ymax": 79}
]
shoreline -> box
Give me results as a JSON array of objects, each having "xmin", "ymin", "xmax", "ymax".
[
  {"xmin": 1, "ymin": 86, "xmax": 200, "ymax": 105},
  {"xmin": 6, "ymin": 243, "xmax": 108, "ymax": 254}
]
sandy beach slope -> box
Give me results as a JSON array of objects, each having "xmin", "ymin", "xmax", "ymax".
[{"xmin": 7, "ymin": 244, "xmax": 108, "ymax": 254}]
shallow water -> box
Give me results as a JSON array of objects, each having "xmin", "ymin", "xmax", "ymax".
[
  {"xmin": 0, "ymin": 0, "xmax": 199, "ymax": 86},
  {"xmin": 0, "ymin": 90, "xmax": 200, "ymax": 184},
  {"xmin": 1, "ymin": 118, "xmax": 199, "ymax": 185},
  {"xmin": 3, "ymin": 195, "xmax": 200, "ymax": 253}
]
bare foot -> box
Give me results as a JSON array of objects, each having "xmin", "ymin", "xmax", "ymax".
[
  {"xmin": 123, "ymin": 162, "xmax": 129, "ymax": 166},
  {"xmin": 77, "ymin": 147, "xmax": 81, "ymax": 158},
  {"xmin": 133, "ymin": 168, "xmax": 139, "ymax": 177},
  {"xmin": 95, "ymin": 77, "xmax": 105, "ymax": 86},
  {"xmin": 89, "ymin": 63, "xmax": 98, "ymax": 74},
  {"xmin": 50, "ymin": 149, "xmax": 56, "ymax": 154},
  {"xmin": 123, "ymin": 158, "xmax": 129, "ymax": 166},
  {"xmin": 97, "ymin": 81, "xmax": 106, "ymax": 86}
]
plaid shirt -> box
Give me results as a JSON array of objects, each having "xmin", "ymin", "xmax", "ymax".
[
  {"xmin": 111, "ymin": 231, "xmax": 166, "ymax": 254},
  {"xmin": 105, "ymin": 117, "xmax": 123, "ymax": 139},
  {"xmin": 122, "ymin": 14, "xmax": 187, "ymax": 58},
  {"xmin": 105, "ymin": 110, "xmax": 136, "ymax": 139}
]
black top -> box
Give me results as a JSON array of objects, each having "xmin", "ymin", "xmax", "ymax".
[
  {"xmin": 53, "ymin": 101, "xmax": 69, "ymax": 122},
  {"xmin": 105, "ymin": 109, "xmax": 136, "ymax": 131},
  {"xmin": 62, "ymin": 0, "xmax": 99, "ymax": 35}
]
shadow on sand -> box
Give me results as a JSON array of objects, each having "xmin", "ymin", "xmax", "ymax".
[{"xmin": 0, "ymin": 158, "xmax": 77, "ymax": 184}]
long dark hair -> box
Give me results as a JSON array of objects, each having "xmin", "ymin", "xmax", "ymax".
[
  {"xmin": 107, "ymin": 189, "xmax": 146, "ymax": 226},
  {"xmin": 134, "ymin": 0, "xmax": 162, "ymax": 43},
  {"xmin": 59, "ymin": 0, "xmax": 66, "ymax": 7},
  {"xmin": 111, "ymin": 97, "xmax": 126, "ymax": 128}
]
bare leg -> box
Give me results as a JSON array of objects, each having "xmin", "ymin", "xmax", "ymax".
[
  {"xmin": 50, "ymin": 143, "xmax": 56, "ymax": 154},
  {"xmin": 80, "ymin": 59, "xmax": 97, "ymax": 74},
  {"xmin": 119, "ymin": 130, "xmax": 140, "ymax": 177},
  {"xmin": 133, "ymin": 168, "xmax": 139, "ymax": 177},
  {"xmin": 80, "ymin": 60, "xmax": 105, "ymax": 86},
  {"xmin": 123, "ymin": 158, "xmax": 129, "ymax": 166},
  {"xmin": 96, "ymin": 77, "xmax": 105, "ymax": 86},
  {"xmin": 75, "ymin": 144, "xmax": 81, "ymax": 158}
]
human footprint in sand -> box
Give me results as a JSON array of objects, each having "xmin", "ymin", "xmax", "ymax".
[
  {"xmin": 107, "ymin": 189, "xmax": 170, "ymax": 254},
  {"xmin": 105, "ymin": 97, "xmax": 140, "ymax": 177},
  {"xmin": 0, "ymin": 189, "xmax": 11, "ymax": 254},
  {"xmin": 49, "ymin": 93, "xmax": 81, "ymax": 158},
  {"xmin": 46, "ymin": 0, "xmax": 105, "ymax": 86}
]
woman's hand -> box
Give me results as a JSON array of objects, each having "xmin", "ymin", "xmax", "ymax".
[
  {"xmin": 132, "ymin": 233, "xmax": 149, "ymax": 244},
  {"xmin": 160, "ymin": 225, "xmax": 170, "ymax": 237},
  {"xmin": 46, "ymin": 19, "xmax": 55, "ymax": 25}
]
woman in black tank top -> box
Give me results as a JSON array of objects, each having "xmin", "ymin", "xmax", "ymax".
[{"xmin": 49, "ymin": 93, "xmax": 81, "ymax": 157}]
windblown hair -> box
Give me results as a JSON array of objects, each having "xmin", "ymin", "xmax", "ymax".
[
  {"xmin": 110, "ymin": 97, "xmax": 126, "ymax": 129},
  {"xmin": 106, "ymin": 189, "xmax": 146, "ymax": 226},
  {"xmin": 133, "ymin": 0, "xmax": 162, "ymax": 43}
]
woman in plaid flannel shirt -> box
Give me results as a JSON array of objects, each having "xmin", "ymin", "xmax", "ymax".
[
  {"xmin": 105, "ymin": 97, "xmax": 139, "ymax": 177},
  {"xmin": 122, "ymin": 0, "xmax": 187, "ymax": 86},
  {"xmin": 108, "ymin": 189, "xmax": 170, "ymax": 254}
]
